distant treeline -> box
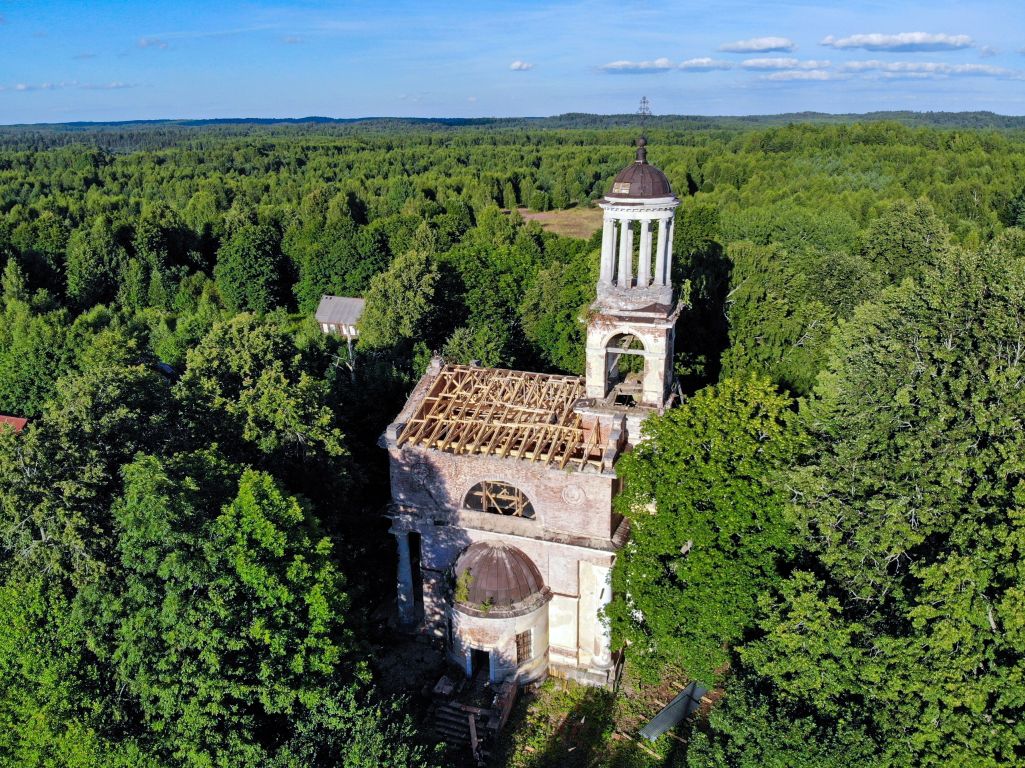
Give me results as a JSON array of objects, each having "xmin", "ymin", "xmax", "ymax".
[{"xmin": 2, "ymin": 109, "xmax": 1024, "ymax": 152}]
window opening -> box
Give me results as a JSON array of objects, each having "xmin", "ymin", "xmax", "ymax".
[
  {"xmin": 464, "ymin": 481, "xmax": 535, "ymax": 518},
  {"xmin": 516, "ymin": 631, "xmax": 532, "ymax": 665}
]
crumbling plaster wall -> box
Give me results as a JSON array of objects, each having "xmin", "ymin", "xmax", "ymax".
[
  {"xmin": 388, "ymin": 443, "xmax": 617, "ymax": 669},
  {"xmin": 449, "ymin": 601, "xmax": 550, "ymax": 684},
  {"xmin": 388, "ymin": 444, "xmax": 617, "ymax": 541}
]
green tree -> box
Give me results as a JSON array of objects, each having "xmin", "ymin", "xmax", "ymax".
[
  {"xmin": 608, "ymin": 376, "xmax": 799, "ymax": 685},
  {"xmin": 519, "ymin": 254, "xmax": 592, "ymax": 374},
  {"xmin": 720, "ymin": 241, "xmax": 835, "ymax": 395},
  {"xmin": 0, "ymin": 303, "xmax": 73, "ymax": 416},
  {"xmin": 213, "ymin": 223, "xmax": 285, "ymax": 313},
  {"xmin": 727, "ymin": 237, "xmax": 1025, "ymax": 767},
  {"xmin": 687, "ymin": 666, "xmax": 880, "ymax": 768},
  {"xmin": 861, "ymin": 198, "xmax": 950, "ymax": 283},
  {"xmin": 442, "ymin": 324, "xmax": 507, "ymax": 367},
  {"xmin": 65, "ymin": 217, "xmax": 127, "ymax": 308},
  {"xmin": 287, "ymin": 217, "xmax": 388, "ymax": 313},
  {"xmin": 0, "ymin": 335, "xmax": 170, "ymax": 577},
  {"xmin": 358, "ymin": 226, "xmax": 439, "ymax": 351},
  {"xmin": 85, "ymin": 452, "xmax": 424, "ymax": 767},
  {"xmin": 174, "ymin": 313, "xmax": 348, "ymax": 492},
  {"xmin": 0, "ymin": 575, "xmax": 161, "ymax": 768}
]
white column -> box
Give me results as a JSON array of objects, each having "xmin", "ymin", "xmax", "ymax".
[
  {"xmin": 599, "ymin": 218, "xmax": 615, "ymax": 284},
  {"xmin": 396, "ymin": 532, "xmax": 415, "ymax": 626},
  {"xmin": 663, "ymin": 216, "xmax": 675, "ymax": 286},
  {"xmin": 617, "ymin": 218, "xmax": 631, "ymax": 286},
  {"xmin": 592, "ymin": 564, "xmax": 613, "ymax": 668},
  {"xmin": 638, "ymin": 220, "xmax": 652, "ymax": 288},
  {"xmin": 654, "ymin": 217, "xmax": 668, "ymax": 286}
]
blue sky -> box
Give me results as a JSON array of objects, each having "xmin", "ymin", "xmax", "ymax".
[{"xmin": 0, "ymin": 0, "xmax": 1022, "ymax": 124}]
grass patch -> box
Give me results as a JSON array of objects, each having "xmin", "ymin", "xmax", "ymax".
[
  {"xmin": 493, "ymin": 665, "xmax": 697, "ymax": 768},
  {"xmin": 517, "ymin": 206, "xmax": 603, "ymax": 240}
]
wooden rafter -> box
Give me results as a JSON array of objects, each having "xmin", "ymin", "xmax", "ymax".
[{"xmin": 397, "ymin": 364, "xmax": 606, "ymax": 470}]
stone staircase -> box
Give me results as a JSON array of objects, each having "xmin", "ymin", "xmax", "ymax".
[
  {"xmin": 432, "ymin": 701, "xmax": 490, "ymax": 763},
  {"xmin": 429, "ymin": 673, "xmax": 518, "ymax": 765}
]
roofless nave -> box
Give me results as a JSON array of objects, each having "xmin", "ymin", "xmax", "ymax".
[{"xmin": 384, "ymin": 138, "xmax": 680, "ymax": 687}]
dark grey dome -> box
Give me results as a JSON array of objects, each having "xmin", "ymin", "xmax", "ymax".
[{"xmin": 606, "ymin": 138, "xmax": 672, "ymax": 199}]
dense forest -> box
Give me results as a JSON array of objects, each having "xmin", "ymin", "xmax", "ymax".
[{"xmin": 1, "ymin": 116, "xmax": 1024, "ymax": 767}]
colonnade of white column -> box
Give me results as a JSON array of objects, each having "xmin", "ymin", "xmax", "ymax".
[{"xmin": 599, "ymin": 214, "xmax": 674, "ymax": 289}]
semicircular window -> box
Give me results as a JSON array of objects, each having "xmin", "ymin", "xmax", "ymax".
[{"xmin": 464, "ymin": 481, "xmax": 535, "ymax": 519}]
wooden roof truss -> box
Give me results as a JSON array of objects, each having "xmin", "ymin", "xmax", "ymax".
[{"xmin": 397, "ymin": 365, "xmax": 607, "ymax": 471}]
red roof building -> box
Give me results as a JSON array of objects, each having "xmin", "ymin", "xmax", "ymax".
[{"xmin": 0, "ymin": 415, "xmax": 28, "ymax": 433}]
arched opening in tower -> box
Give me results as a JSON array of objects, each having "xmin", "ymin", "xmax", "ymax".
[{"xmin": 604, "ymin": 333, "xmax": 647, "ymax": 406}]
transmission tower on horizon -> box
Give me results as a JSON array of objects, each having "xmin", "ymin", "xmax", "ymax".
[{"xmin": 637, "ymin": 96, "xmax": 651, "ymax": 136}]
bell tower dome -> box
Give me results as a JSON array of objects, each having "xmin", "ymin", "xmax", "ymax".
[
  {"xmin": 585, "ymin": 138, "xmax": 681, "ymax": 411},
  {"xmin": 597, "ymin": 137, "xmax": 679, "ymax": 305}
]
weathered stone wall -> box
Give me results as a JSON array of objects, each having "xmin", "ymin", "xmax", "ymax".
[
  {"xmin": 389, "ymin": 444, "xmax": 617, "ymax": 541},
  {"xmin": 449, "ymin": 601, "xmax": 550, "ymax": 684}
]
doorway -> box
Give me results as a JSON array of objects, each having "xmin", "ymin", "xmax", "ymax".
[{"xmin": 470, "ymin": 648, "xmax": 490, "ymax": 681}]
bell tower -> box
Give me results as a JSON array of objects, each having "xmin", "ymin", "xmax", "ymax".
[{"xmin": 585, "ymin": 138, "xmax": 681, "ymax": 411}]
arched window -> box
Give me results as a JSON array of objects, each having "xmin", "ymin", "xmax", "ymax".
[
  {"xmin": 605, "ymin": 333, "xmax": 647, "ymax": 404},
  {"xmin": 464, "ymin": 481, "xmax": 535, "ymax": 519}
]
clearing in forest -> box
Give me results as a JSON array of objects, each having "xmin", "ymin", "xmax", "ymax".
[{"xmin": 516, "ymin": 206, "xmax": 603, "ymax": 240}]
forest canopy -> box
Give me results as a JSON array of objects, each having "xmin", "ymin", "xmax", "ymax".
[{"xmin": 1, "ymin": 117, "xmax": 1024, "ymax": 766}]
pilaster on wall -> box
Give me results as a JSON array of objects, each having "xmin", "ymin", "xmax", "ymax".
[
  {"xmin": 421, "ymin": 569, "xmax": 449, "ymax": 638},
  {"xmin": 576, "ymin": 560, "xmax": 597, "ymax": 668},
  {"xmin": 591, "ymin": 563, "xmax": 613, "ymax": 669}
]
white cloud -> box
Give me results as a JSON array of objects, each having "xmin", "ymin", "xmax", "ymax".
[
  {"xmin": 762, "ymin": 69, "xmax": 835, "ymax": 81},
  {"xmin": 467, "ymin": 96, "xmax": 477, "ymax": 102},
  {"xmin": 821, "ymin": 32, "xmax": 972, "ymax": 52},
  {"xmin": 80, "ymin": 81, "xmax": 134, "ymax": 90},
  {"xmin": 679, "ymin": 57, "xmax": 733, "ymax": 70},
  {"xmin": 741, "ymin": 57, "xmax": 830, "ymax": 70},
  {"xmin": 510, "ymin": 60, "xmax": 534, "ymax": 71},
  {"xmin": 840, "ymin": 60, "xmax": 1024, "ymax": 80},
  {"xmin": 137, "ymin": 37, "xmax": 168, "ymax": 49},
  {"xmin": 0, "ymin": 80, "xmax": 136, "ymax": 93},
  {"xmin": 282, "ymin": 35, "xmax": 303, "ymax": 44},
  {"xmin": 600, "ymin": 57, "xmax": 674, "ymax": 74},
  {"xmin": 719, "ymin": 36, "xmax": 795, "ymax": 53},
  {"xmin": 979, "ymin": 45, "xmax": 997, "ymax": 58}
]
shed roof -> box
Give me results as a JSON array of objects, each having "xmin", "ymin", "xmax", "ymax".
[
  {"xmin": 315, "ymin": 295, "xmax": 365, "ymax": 326},
  {"xmin": 0, "ymin": 415, "xmax": 28, "ymax": 433}
]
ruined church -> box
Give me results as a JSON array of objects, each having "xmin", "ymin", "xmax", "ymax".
[{"xmin": 384, "ymin": 139, "xmax": 679, "ymax": 687}]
